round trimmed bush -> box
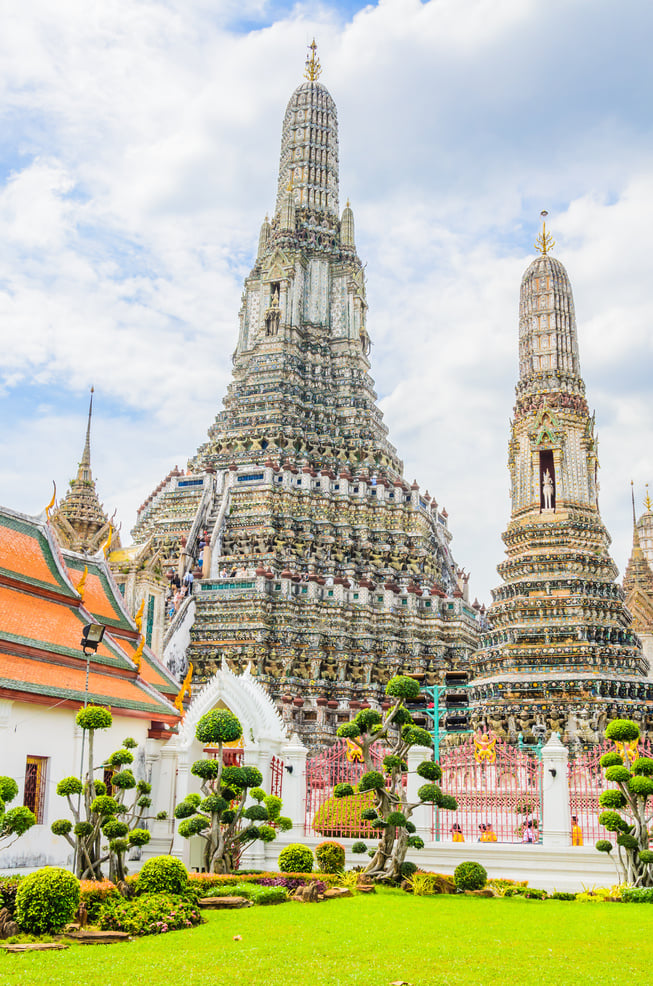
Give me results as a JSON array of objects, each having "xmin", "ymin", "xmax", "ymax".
[
  {"xmin": 221, "ymin": 766, "xmax": 246, "ymax": 788},
  {"xmin": 333, "ymin": 783, "xmax": 355, "ymax": 798},
  {"xmin": 361, "ymin": 808, "xmax": 378, "ymax": 821},
  {"xmin": 258, "ymin": 825, "xmax": 277, "ymax": 843},
  {"xmin": 250, "ymin": 787, "xmax": 266, "ymax": 802},
  {"xmin": 598, "ymin": 810, "xmax": 627, "ymax": 832},
  {"xmin": 244, "ymin": 804, "xmax": 269, "ymax": 821},
  {"xmin": 242, "ymin": 767, "xmax": 263, "ymax": 789},
  {"xmin": 264, "ymin": 795, "xmax": 282, "ymax": 819},
  {"xmin": 129, "ymin": 828, "xmax": 151, "ymax": 847},
  {"xmin": 201, "ymin": 795, "xmax": 228, "ymax": 815},
  {"xmin": 337, "ymin": 722, "xmax": 361, "ymax": 739},
  {"xmin": 15, "ymin": 867, "xmax": 80, "ymax": 934},
  {"xmin": 102, "ymin": 819, "xmax": 128, "ymax": 839},
  {"xmin": 598, "ymin": 789, "xmax": 627, "ymax": 810},
  {"xmin": 0, "ymin": 777, "xmax": 18, "ymax": 803},
  {"xmin": 599, "ymin": 751, "xmax": 624, "ymax": 769},
  {"xmin": 439, "ymin": 794, "xmax": 458, "ymax": 811},
  {"xmin": 178, "ymin": 816, "xmax": 209, "ymax": 837},
  {"xmin": 401, "ymin": 861, "xmax": 418, "ymax": 878},
  {"xmin": 107, "ymin": 748, "xmax": 134, "ymax": 767},
  {"xmin": 632, "ymin": 757, "xmax": 653, "ymax": 777},
  {"xmin": 51, "ymin": 818, "xmax": 73, "ymax": 836},
  {"xmin": 191, "ymin": 759, "xmax": 220, "ymax": 780},
  {"xmin": 605, "ymin": 719, "xmax": 640, "ymax": 743},
  {"xmin": 417, "ymin": 783, "xmax": 442, "ymax": 804},
  {"xmin": 605, "ymin": 765, "xmax": 632, "ymax": 783},
  {"xmin": 91, "ymin": 795, "xmax": 120, "ymax": 817},
  {"xmin": 74, "ymin": 821, "xmax": 93, "ymax": 838},
  {"xmin": 315, "ymin": 841, "xmax": 345, "ymax": 873},
  {"xmin": 392, "ymin": 707, "xmax": 414, "ymax": 727},
  {"xmin": 352, "ymin": 841, "xmax": 367, "ymax": 854},
  {"xmin": 383, "ymin": 755, "xmax": 407, "ymax": 773},
  {"xmin": 595, "ymin": 839, "xmax": 613, "ymax": 853},
  {"xmin": 123, "ymin": 737, "xmax": 138, "ymax": 749},
  {"xmin": 76, "ymin": 705, "xmax": 112, "ymax": 731},
  {"xmin": 196, "ymin": 709, "xmax": 242, "ymax": 744},
  {"xmin": 628, "ymin": 775, "xmax": 653, "ymax": 798},
  {"xmin": 111, "ymin": 770, "xmax": 136, "ymax": 790},
  {"xmin": 617, "ymin": 833, "xmax": 639, "ymax": 851},
  {"xmin": 416, "ymin": 761, "xmax": 442, "ymax": 781},
  {"xmin": 407, "ymin": 835, "xmax": 425, "ymax": 849},
  {"xmin": 137, "ymin": 855, "xmax": 189, "ymax": 896},
  {"xmin": 355, "ymin": 708, "xmax": 382, "ymax": 732},
  {"xmin": 174, "ymin": 800, "xmax": 197, "ymax": 819},
  {"xmin": 454, "ymin": 861, "xmax": 487, "ymax": 892},
  {"xmin": 386, "ymin": 675, "xmax": 420, "ymax": 700},
  {"xmin": 401, "ymin": 726, "xmax": 433, "ymax": 748},
  {"xmin": 638, "ymin": 849, "xmax": 653, "ymax": 864},
  {"xmin": 57, "ymin": 776, "xmax": 83, "ymax": 797},
  {"xmin": 358, "ymin": 771, "xmax": 384, "ymax": 792},
  {"xmin": 386, "ymin": 811, "xmax": 407, "ymax": 827},
  {"xmin": 278, "ymin": 844, "xmax": 314, "ymax": 873},
  {"xmin": 405, "ymin": 820, "xmax": 416, "ymax": 834}
]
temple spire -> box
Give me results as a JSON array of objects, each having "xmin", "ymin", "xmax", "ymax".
[
  {"xmin": 79, "ymin": 387, "xmax": 94, "ymax": 482},
  {"xmin": 304, "ymin": 39, "xmax": 322, "ymax": 81}
]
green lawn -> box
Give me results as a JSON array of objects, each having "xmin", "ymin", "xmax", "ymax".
[{"xmin": 2, "ymin": 889, "xmax": 651, "ymax": 986}]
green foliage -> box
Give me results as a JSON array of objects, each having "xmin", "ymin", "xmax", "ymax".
[
  {"xmin": 595, "ymin": 839, "xmax": 613, "ymax": 853},
  {"xmin": 129, "ymin": 828, "xmax": 151, "ymax": 847},
  {"xmin": 352, "ymin": 841, "xmax": 367, "ymax": 854},
  {"xmin": 439, "ymin": 794, "xmax": 458, "ymax": 811},
  {"xmin": 123, "ymin": 737, "xmax": 138, "ymax": 749},
  {"xmin": 358, "ymin": 770, "xmax": 384, "ymax": 792},
  {"xmin": 196, "ymin": 709, "xmax": 242, "ymax": 744},
  {"xmin": 605, "ymin": 765, "xmax": 632, "ymax": 783},
  {"xmin": 76, "ymin": 704, "xmax": 112, "ymax": 731},
  {"xmin": 2, "ymin": 806, "xmax": 36, "ymax": 837},
  {"xmin": 401, "ymin": 726, "xmax": 433, "ymax": 748},
  {"xmin": 386, "ymin": 675, "xmax": 420, "ymax": 700},
  {"xmin": 400, "ymin": 861, "xmax": 418, "ymax": 878},
  {"xmin": 599, "ymin": 751, "xmax": 624, "ymax": 768},
  {"xmin": 278, "ymin": 844, "xmax": 314, "ymax": 873},
  {"xmin": 598, "ymin": 789, "xmax": 627, "ymax": 810},
  {"xmin": 98, "ymin": 892, "xmax": 201, "ymax": 935},
  {"xmin": 186, "ymin": 793, "xmax": 202, "ymax": 808},
  {"xmin": 628, "ymin": 775, "xmax": 653, "ymax": 798},
  {"xmin": 598, "ymin": 810, "xmax": 628, "ymax": 832},
  {"xmin": 407, "ymin": 835, "xmax": 425, "ymax": 849},
  {"xmin": 622, "ymin": 886, "xmax": 653, "ymax": 903},
  {"xmin": 15, "ymin": 867, "xmax": 80, "ymax": 935},
  {"xmin": 371, "ymin": 818, "xmax": 387, "ymax": 828},
  {"xmin": 264, "ymin": 795, "xmax": 282, "ymax": 819},
  {"xmin": 416, "ymin": 760, "xmax": 442, "ymax": 781},
  {"xmin": 333, "ymin": 783, "xmax": 355, "ymax": 798},
  {"xmin": 355, "ymin": 709, "xmax": 382, "ymax": 732},
  {"xmin": 550, "ymin": 892, "xmax": 577, "ymax": 901},
  {"xmin": 386, "ymin": 811, "xmax": 407, "ymax": 827},
  {"xmin": 617, "ymin": 833, "xmax": 639, "ymax": 851},
  {"xmin": 178, "ymin": 816, "xmax": 210, "ymax": 838},
  {"xmin": 605, "ymin": 719, "xmax": 640, "ymax": 743},
  {"xmin": 103, "ymin": 819, "xmax": 129, "ymax": 838},
  {"xmin": 106, "ymin": 748, "xmax": 134, "ymax": 767},
  {"xmin": 336, "ymin": 722, "xmax": 361, "ymax": 739},
  {"xmin": 111, "ymin": 770, "xmax": 136, "ymax": 790},
  {"xmin": 454, "ymin": 861, "xmax": 487, "ymax": 892},
  {"xmin": 315, "ymin": 841, "xmax": 345, "ymax": 873},
  {"xmin": 638, "ymin": 849, "xmax": 653, "ymax": 864},
  {"xmin": 201, "ymin": 795, "xmax": 228, "ymax": 815},
  {"xmin": 244, "ymin": 804, "xmax": 269, "ymax": 821},
  {"xmin": 138, "ymin": 856, "xmax": 189, "ymax": 896},
  {"xmin": 90, "ymin": 795, "xmax": 120, "ymax": 816},
  {"xmin": 632, "ymin": 757, "xmax": 653, "ymax": 776},
  {"xmin": 56, "ymin": 776, "xmax": 83, "ymax": 797},
  {"xmin": 74, "ymin": 822, "xmax": 93, "ymax": 838},
  {"xmin": 242, "ymin": 767, "xmax": 264, "ymax": 789},
  {"xmin": 93, "ymin": 780, "xmax": 107, "ymax": 796},
  {"xmin": 0, "ymin": 777, "xmax": 18, "ymax": 803},
  {"xmin": 137, "ymin": 780, "xmax": 152, "ymax": 794},
  {"xmin": 258, "ymin": 825, "xmax": 277, "ymax": 843},
  {"xmin": 191, "ymin": 759, "xmax": 220, "ymax": 780},
  {"xmin": 361, "ymin": 808, "xmax": 378, "ymax": 821},
  {"xmin": 50, "ymin": 819, "xmax": 73, "ymax": 836},
  {"xmin": 252, "ymin": 886, "xmax": 288, "ymax": 905},
  {"xmin": 417, "ymin": 783, "xmax": 442, "ymax": 804},
  {"xmin": 276, "ymin": 816, "xmax": 293, "ymax": 832},
  {"xmin": 405, "ymin": 820, "xmax": 416, "ymax": 834},
  {"xmin": 383, "ymin": 755, "xmax": 407, "ymax": 773},
  {"xmin": 392, "ymin": 707, "xmax": 414, "ymax": 727},
  {"xmin": 250, "ymin": 787, "xmax": 266, "ymax": 802},
  {"xmin": 221, "ymin": 766, "xmax": 246, "ymax": 788},
  {"xmin": 175, "ymin": 800, "xmax": 198, "ymax": 819}
]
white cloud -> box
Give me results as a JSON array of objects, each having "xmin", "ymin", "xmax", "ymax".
[{"xmin": 0, "ymin": 0, "xmax": 652, "ymax": 602}]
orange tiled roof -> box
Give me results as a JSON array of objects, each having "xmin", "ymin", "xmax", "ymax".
[
  {"xmin": 64, "ymin": 555, "xmax": 133, "ymax": 632},
  {"xmin": 0, "ymin": 512, "xmax": 75, "ymax": 597}
]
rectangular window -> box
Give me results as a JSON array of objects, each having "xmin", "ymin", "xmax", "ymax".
[{"xmin": 24, "ymin": 756, "xmax": 48, "ymax": 824}]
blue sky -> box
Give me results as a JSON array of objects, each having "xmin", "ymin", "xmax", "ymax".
[{"xmin": 1, "ymin": 0, "xmax": 652, "ymax": 601}]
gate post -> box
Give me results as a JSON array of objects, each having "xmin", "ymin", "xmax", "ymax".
[
  {"xmin": 407, "ymin": 745, "xmax": 433, "ymax": 840},
  {"xmin": 280, "ymin": 731, "xmax": 308, "ymax": 831},
  {"xmin": 541, "ymin": 732, "xmax": 572, "ymax": 847}
]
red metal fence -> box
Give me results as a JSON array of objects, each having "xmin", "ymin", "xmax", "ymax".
[
  {"xmin": 568, "ymin": 738, "xmax": 653, "ymax": 846},
  {"xmin": 304, "ymin": 739, "xmax": 387, "ymax": 837},
  {"xmin": 436, "ymin": 736, "xmax": 543, "ymax": 844},
  {"xmin": 269, "ymin": 756, "xmax": 284, "ymax": 798}
]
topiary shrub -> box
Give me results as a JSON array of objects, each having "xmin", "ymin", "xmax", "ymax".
[
  {"xmin": 315, "ymin": 841, "xmax": 345, "ymax": 873},
  {"xmin": 278, "ymin": 844, "xmax": 314, "ymax": 873},
  {"xmin": 351, "ymin": 841, "xmax": 367, "ymax": 854},
  {"xmin": 98, "ymin": 892, "xmax": 201, "ymax": 935},
  {"xmin": 312, "ymin": 791, "xmax": 376, "ymax": 838},
  {"xmin": 15, "ymin": 867, "xmax": 80, "ymax": 935},
  {"xmin": 454, "ymin": 861, "xmax": 487, "ymax": 892},
  {"xmin": 137, "ymin": 855, "xmax": 189, "ymax": 896},
  {"xmin": 400, "ymin": 861, "xmax": 418, "ymax": 878}
]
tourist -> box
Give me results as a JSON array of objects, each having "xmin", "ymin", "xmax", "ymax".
[
  {"xmin": 571, "ymin": 815, "xmax": 583, "ymax": 846},
  {"xmin": 171, "ymin": 572, "xmax": 181, "ymax": 589},
  {"xmin": 482, "ymin": 823, "xmax": 497, "ymax": 843},
  {"xmin": 451, "ymin": 823, "xmax": 464, "ymax": 842},
  {"xmin": 184, "ymin": 570, "xmax": 194, "ymax": 594},
  {"xmin": 522, "ymin": 820, "xmax": 535, "ymax": 843},
  {"xmin": 477, "ymin": 823, "xmax": 486, "ymax": 841}
]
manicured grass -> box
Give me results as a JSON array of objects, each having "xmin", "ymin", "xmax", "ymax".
[{"xmin": 2, "ymin": 889, "xmax": 651, "ymax": 986}]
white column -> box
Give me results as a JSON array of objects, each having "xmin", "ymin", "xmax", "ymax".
[
  {"xmin": 280, "ymin": 732, "xmax": 309, "ymax": 833},
  {"xmin": 406, "ymin": 745, "xmax": 433, "ymax": 840},
  {"xmin": 541, "ymin": 732, "xmax": 572, "ymax": 847}
]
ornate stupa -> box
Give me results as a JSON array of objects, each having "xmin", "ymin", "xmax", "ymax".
[
  {"xmin": 623, "ymin": 485, "xmax": 653, "ymax": 669},
  {"xmin": 126, "ymin": 43, "xmax": 481, "ymax": 750},
  {"xmin": 471, "ymin": 218, "xmax": 651, "ymax": 744},
  {"xmin": 51, "ymin": 389, "xmax": 118, "ymax": 554}
]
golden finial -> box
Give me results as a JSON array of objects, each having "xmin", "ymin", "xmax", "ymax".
[
  {"xmin": 134, "ymin": 598, "xmax": 144, "ymax": 634},
  {"xmin": 535, "ymin": 210, "xmax": 555, "ymax": 255},
  {"xmin": 645, "ymin": 483, "xmax": 652, "ymax": 512},
  {"xmin": 76, "ymin": 565, "xmax": 88, "ymax": 601},
  {"xmin": 174, "ymin": 663, "xmax": 193, "ymax": 715},
  {"xmin": 346, "ymin": 198, "xmax": 350, "ymax": 208},
  {"xmin": 287, "ymin": 171, "xmax": 294, "ymax": 194},
  {"xmin": 304, "ymin": 39, "xmax": 322, "ymax": 81},
  {"xmin": 45, "ymin": 481, "xmax": 56, "ymax": 520}
]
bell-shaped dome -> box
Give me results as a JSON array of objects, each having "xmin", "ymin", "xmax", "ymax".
[
  {"xmin": 275, "ymin": 78, "xmax": 339, "ymax": 218},
  {"xmin": 518, "ymin": 252, "xmax": 581, "ymax": 387}
]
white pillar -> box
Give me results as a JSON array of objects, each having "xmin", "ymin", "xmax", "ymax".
[
  {"xmin": 541, "ymin": 732, "xmax": 572, "ymax": 847},
  {"xmin": 280, "ymin": 732, "xmax": 309, "ymax": 833},
  {"xmin": 406, "ymin": 745, "xmax": 433, "ymax": 840}
]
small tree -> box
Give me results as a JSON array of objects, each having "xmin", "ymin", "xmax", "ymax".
[
  {"xmin": 595, "ymin": 718, "xmax": 653, "ymax": 887},
  {"xmin": 0, "ymin": 776, "xmax": 36, "ymax": 850},
  {"xmin": 51, "ymin": 706, "xmax": 152, "ymax": 880},
  {"xmin": 334, "ymin": 675, "xmax": 457, "ymax": 882},
  {"xmin": 174, "ymin": 709, "xmax": 292, "ymax": 873}
]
